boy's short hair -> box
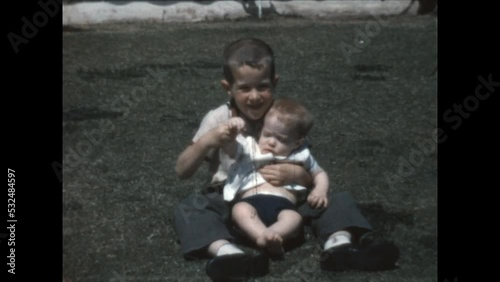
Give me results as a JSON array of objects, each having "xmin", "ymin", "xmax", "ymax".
[
  {"xmin": 223, "ymin": 38, "xmax": 275, "ymax": 85},
  {"xmin": 267, "ymin": 98, "xmax": 313, "ymax": 139}
]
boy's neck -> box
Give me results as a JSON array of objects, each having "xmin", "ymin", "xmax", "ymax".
[
  {"xmin": 228, "ymin": 102, "xmax": 263, "ymax": 139},
  {"xmin": 242, "ymin": 115, "xmax": 263, "ymax": 139}
]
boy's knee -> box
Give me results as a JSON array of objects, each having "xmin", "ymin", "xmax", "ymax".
[
  {"xmin": 329, "ymin": 191, "xmax": 350, "ymax": 199},
  {"xmin": 328, "ymin": 191, "xmax": 356, "ymax": 205}
]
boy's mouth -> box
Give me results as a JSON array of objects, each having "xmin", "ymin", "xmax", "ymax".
[{"xmin": 246, "ymin": 103, "xmax": 262, "ymax": 110}]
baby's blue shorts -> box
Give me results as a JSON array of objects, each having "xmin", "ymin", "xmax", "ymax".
[{"xmin": 238, "ymin": 194, "xmax": 296, "ymax": 226}]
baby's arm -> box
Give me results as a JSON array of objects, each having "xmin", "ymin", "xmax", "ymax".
[
  {"xmin": 307, "ymin": 171, "xmax": 329, "ymax": 209},
  {"xmin": 175, "ymin": 117, "xmax": 245, "ymax": 179}
]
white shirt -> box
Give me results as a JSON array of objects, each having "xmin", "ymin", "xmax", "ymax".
[
  {"xmin": 223, "ymin": 135, "xmax": 322, "ymax": 202},
  {"xmin": 192, "ymin": 103, "xmax": 262, "ymax": 184}
]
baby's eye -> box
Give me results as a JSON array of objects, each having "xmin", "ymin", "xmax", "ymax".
[
  {"xmin": 238, "ymin": 86, "xmax": 251, "ymax": 92},
  {"xmin": 277, "ymin": 136, "xmax": 287, "ymax": 143}
]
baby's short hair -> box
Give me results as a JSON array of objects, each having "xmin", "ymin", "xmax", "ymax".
[
  {"xmin": 223, "ymin": 38, "xmax": 275, "ymax": 85},
  {"xmin": 267, "ymin": 98, "xmax": 313, "ymax": 139}
]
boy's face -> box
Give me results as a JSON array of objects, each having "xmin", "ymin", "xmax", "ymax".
[
  {"xmin": 258, "ymin": 114, "xmax": 302, "ymax": 157},
  {"xmin": 222, "ymin": 65, "xmax": 278, "ymax": 121}
]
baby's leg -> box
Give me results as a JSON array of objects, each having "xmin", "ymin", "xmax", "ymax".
[
  {"xmin": 232, "ymin": 202, "xmax": 283, "ymax": 252},
  {"xmin": 232, "ymin": 202, "xmax": 268, "ymax": 243},
  {"xmin": 268, "ymin": 209, "xmax": 303, "ymax": 241},
  {"xmin": 258, "ymin": 209, "xmax": 302, "ymax": 256}
]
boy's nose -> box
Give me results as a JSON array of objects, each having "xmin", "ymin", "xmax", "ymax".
[{"xmin": 248, "ymin": 89, "xmax": 260, "ymax": 101}]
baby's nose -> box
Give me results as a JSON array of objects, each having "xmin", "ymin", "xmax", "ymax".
[{"xmin": 268, "ymin": 138, "xmax": 276, "ymax": 146}]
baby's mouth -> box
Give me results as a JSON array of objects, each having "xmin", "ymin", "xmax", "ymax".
[{"xmin": 261, "ymin": 148, "xmax": 273, "ymax": 154}]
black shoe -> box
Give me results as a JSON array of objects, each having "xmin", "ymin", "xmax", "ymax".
[
  {"xmin": 206, "ymin": 253, "xmax": 269, "ymax": 281},
  {"xmin": 320, "ymin": 240, "xmax": 400, "ymax": 272}
]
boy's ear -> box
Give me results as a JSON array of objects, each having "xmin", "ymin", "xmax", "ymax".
[
  {"xmin": 221, "ymin": 80, "xmax": 232, "ymax": 97},
  {"xmin": 221, "ymin": 80, "xmax": 230, "ymax": 91},
  {"xmin": 220, "ymin": 79, "xmax": 233, "ymax": 98},
  {"xmin": 273, "ymin": 75, "xmax": 280, "ymax": 87}
]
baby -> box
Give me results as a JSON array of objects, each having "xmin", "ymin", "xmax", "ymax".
[{"xmin": 223, "ymin": 98, "xmax": 329, "ymax": 255}]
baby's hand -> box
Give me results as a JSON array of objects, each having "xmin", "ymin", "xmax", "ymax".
[{"xmin": 307, "ymin": 190, "xmax": 328, "ymax": 209}]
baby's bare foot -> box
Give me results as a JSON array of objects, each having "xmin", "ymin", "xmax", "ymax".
[{"xmin": 256, "ymin": 230, "xmax": 284, "ymax": 256}]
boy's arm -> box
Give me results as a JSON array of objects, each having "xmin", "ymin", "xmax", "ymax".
[
  {"xmin": 221, "ymin": 134, "xmax": 243, "ymax": 159},
  {"xmin": 307, "ymin": 171, "xmax": 329, "ymax": 209},
  {"xmin": 175, "ymin": 117, "xmax": 245, "ymax": 179},
  {"xmin": 258, "ymin": 163, "xmax": 313, "ymax": 188},
  {"xmin": 175, "ymin": 132, "xmax": 217, "ymax": 180}
]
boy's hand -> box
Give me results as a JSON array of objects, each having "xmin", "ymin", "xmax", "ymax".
[
  {"xmin": 227, "ymin": 117, "xmax": 246, "ymax": 135},
  {"xmin": 175, "ymin": 118, "xmax": 245, "ymax": 179},
  {"xmin": 259, "ymin": 163, "xmax": 289, "ymax": 186},
  {"xmin": 259, "ymin": 162, "xmax": 311, "ymax": 187},
  {"xmin": 208, "ymin": 117, "xmax": 246, "ymax": 148},
  {"xmin": 307, "ymin": 190, "xmax": 328, "ymax": 209}
]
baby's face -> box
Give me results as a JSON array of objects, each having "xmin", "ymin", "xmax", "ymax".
[{"xmin": 258, "ymin": 115, "xmax": 301, "ymax": 157}]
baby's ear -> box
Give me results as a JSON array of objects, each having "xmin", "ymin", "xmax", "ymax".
[{"xmin": 294, "ymin": 138, "xmax": 304, "ymax": 149}]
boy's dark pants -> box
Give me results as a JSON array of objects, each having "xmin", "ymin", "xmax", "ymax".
[{"xmin": 174, "ymin": 189, "xmax": 372, "ymax": 258}]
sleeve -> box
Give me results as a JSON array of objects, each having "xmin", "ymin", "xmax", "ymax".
[
  {"xmin": 191, "ymin": 105, "xmax": 231, "ymax": 162},
  {"xmin": 191, "ymin": 110, "xmax": 218, "ymax": 162},
  {"xmin": 192, "ymin": 110, "xmax": 218, "ymax": 143},
  {"xmin": 303, "ymin": 151, "xmax": 323, "ymax": 176},
  {"xmin": 192, "ymin": 104, "xmax": 231, "ymax": 142},
  {"xmin": 289, "ymin": 147, "xmax": 324, "ymax": 176}
]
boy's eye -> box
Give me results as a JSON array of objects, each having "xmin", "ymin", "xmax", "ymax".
[
  {"xmin": 257, "ymin": 85, "xmax": 270, "ymax": 91},
  {"xmin": 238, "ymin": 86, "xmax": 251, "ymax": 92}
]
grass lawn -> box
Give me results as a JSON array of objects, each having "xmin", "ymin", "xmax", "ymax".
[{"xmin": 63, "ymin": 15, "xmax": 437, "ymax": 281}]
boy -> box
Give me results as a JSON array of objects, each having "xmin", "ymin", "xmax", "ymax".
[
  {"xmin": 174, "ymin": 38, "xmax": 399, "ymax": 281},
  {"xmin": 224, "ymin": 98, "xmax": 329, "ymax": 257}
]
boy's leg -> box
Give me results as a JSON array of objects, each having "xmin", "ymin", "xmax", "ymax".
[
  {"xmin": 207, "ymin": 239, "xmax": 243, "ymax": 257},
  {"xmin": 299, "ymin": 191, "xmax": 399, "ymax": 271},
  {"xmin": 173, "ymin": 192, "xmax": 233, "ymax": 258},
  {"xmin": 174, "ymin": 192, "xmax": 269, "ymax": 280},
  {"xmin": 300, "ymin": 191, "xmax": 373, "ymax": 242}
]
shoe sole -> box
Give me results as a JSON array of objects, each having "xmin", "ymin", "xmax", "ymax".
[
  {"xmin": 320, "ymin": 243, "xmax": 353, "ymax": 271},
  {"xmin": 206, "ymin": 253, "xmax": 269, "ymax": 281},
  {"xmin": 357, "ymin": 241, "xmax": 400, "ymax": 271},
  {"xmin": 320, "ymin": 242, "xmax": 400, "ymax": 272}
]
